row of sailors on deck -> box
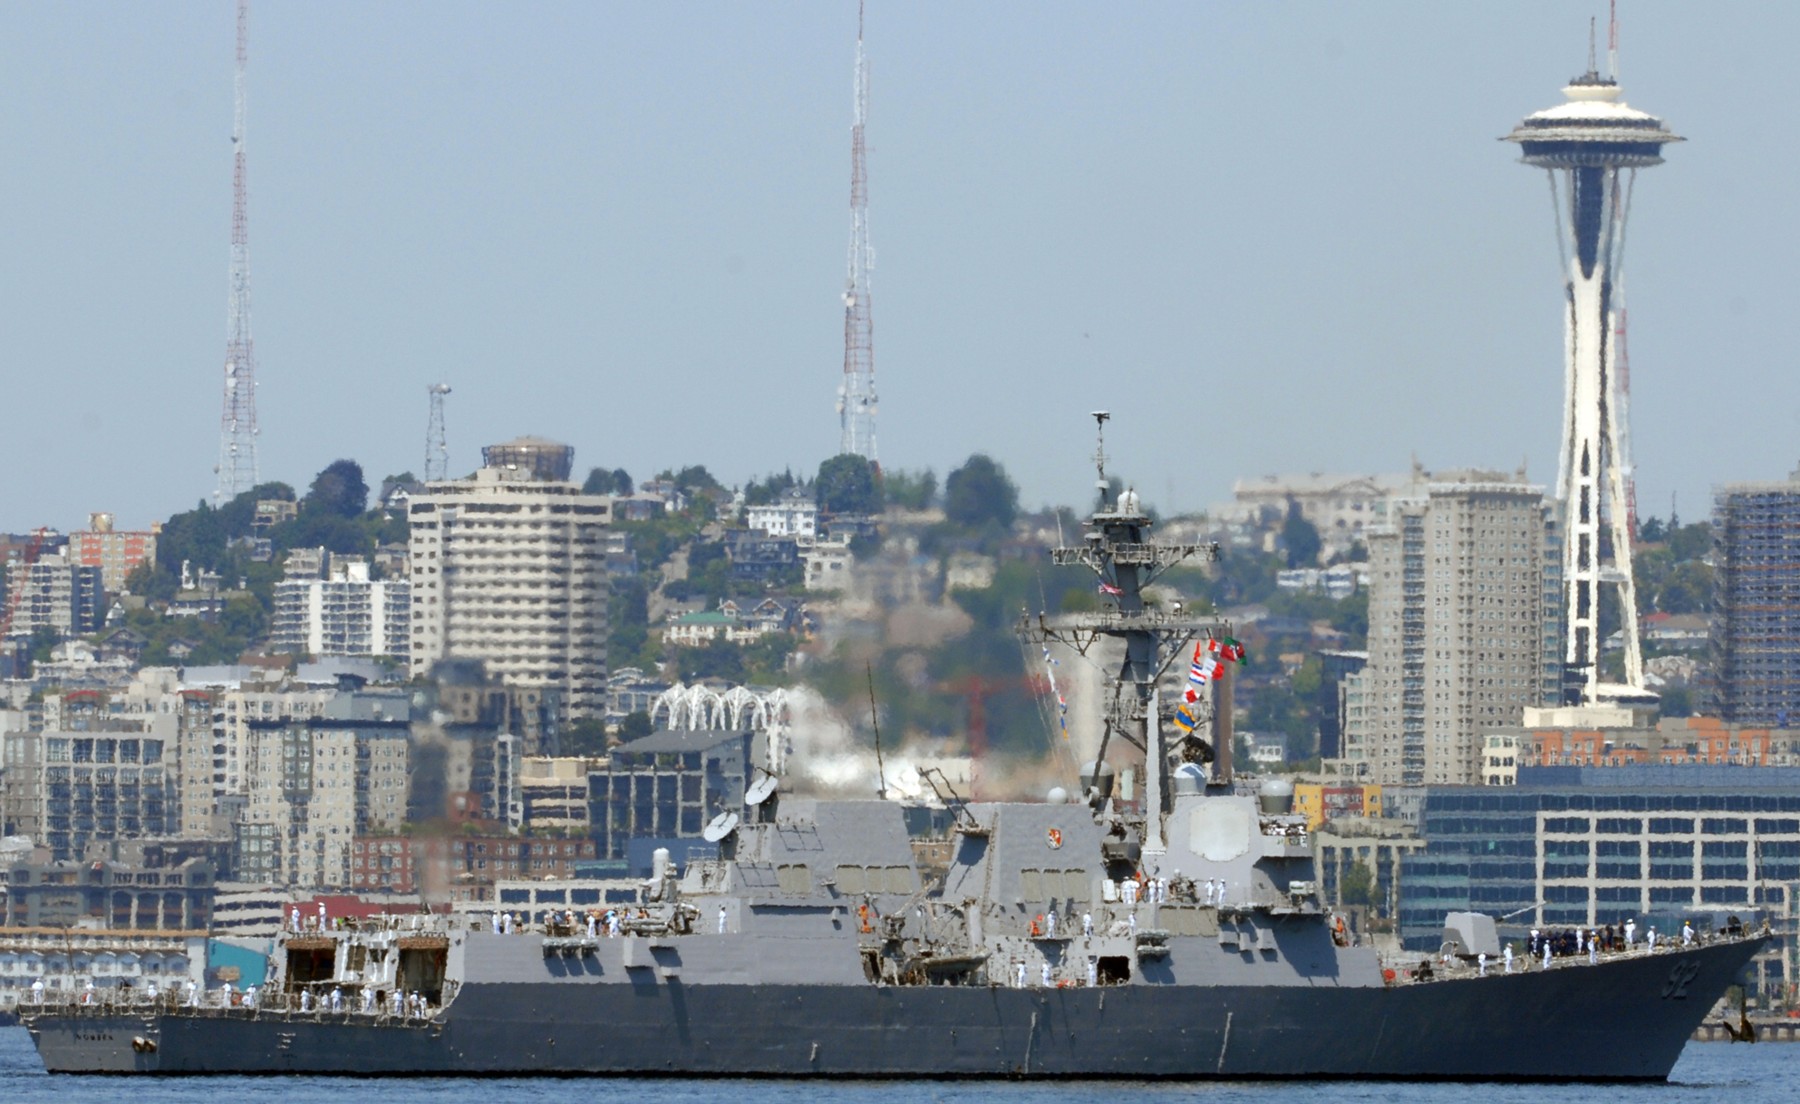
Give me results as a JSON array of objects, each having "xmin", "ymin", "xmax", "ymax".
[
  {"xmin": 490, "ymin": 909, "xmax": 632, "ymax": 937},
  {"xmin": 1013, "ymin": 958, "xmax": 1103, "ymax": 988},
  {"xmin": 1114, "ymin": 873, "xmax": 1230, "ymax": 907},
  {"xmin": 1473, "ymin": 920, "xmax": 1701, "ymax": 976},
  {"xmin": 294, "ymin": 986, "xmax": 428, "ymax": 1017},
  {"xmin": 290, "ymin": 903, "xmax": 329, "ymax": 932}
]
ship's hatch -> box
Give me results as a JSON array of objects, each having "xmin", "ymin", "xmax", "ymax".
[
  {"xmin": 1097, "ymin": 956, "xmax": 1131, "ymax": 985},
  {"xmin": 285, "ymin": 939, "xmax": 337, "ymax": 990},
  {"xmin": 397, "ymin": 936, "xmax": 449, "ymax": 1002}
]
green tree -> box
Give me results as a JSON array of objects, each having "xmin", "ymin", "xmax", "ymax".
[
  {"xmin": 1340, "ymin": 861, "xmax": 1377, "ymax": 910},
  {"xmin": 1660, "ymin": 687, "xmax": 1694, "ymax": 718},
  {"xmin": 303, "ymin": 460, "xmax": 369, "ymax": 520},
  {"xmin": 815, "ymin": 454, "xmax": 883, "ymax": 516},
  {"xmin": 1281, "ymin": 500, "xmax": 1322, "ymax": 568},
  {"xmin": 885, "ymin": 468, "xmax": 938, "ymax": 511},
  {"xmin": 744, "ymin": 469, "xmax": 799, "ymax": 506},
  {"xmin": 672, "ymin": 465, "xmax": 723, "ymax": 497},
  {"xmin": 563, "ymin": 716, "xmax": 610, "ymax": 757},
  {"xmin": 1667, "ymin": 522, "xmax": 1711, "ymax": 562},
  {"xmin": 583, "ymin": 467, "xmax": 633, "ymax": 496},
  {"xmin": 671, "ymin": 637, "xmax": 747, "ymax": 683},
  {"xmin": 617, "ymin": 710, "xmax": 654, "ymax": 742},
  {"xmin": 944, "ymin": 454, "xmax": 1018, "ymax": 529}
]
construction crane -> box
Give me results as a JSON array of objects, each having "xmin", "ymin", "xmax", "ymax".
[
  {"xmin": 1, "ymin": 527, "xmax": 53, "ymax": 639},
  {"xmin": 938, "ymin": 672, "xmax": 1050, "ymax": 798}
]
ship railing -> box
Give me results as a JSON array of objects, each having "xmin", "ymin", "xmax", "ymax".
[{"xmin": 1379, "ymin": 922, "xmax": 1769, "ymax": 985}]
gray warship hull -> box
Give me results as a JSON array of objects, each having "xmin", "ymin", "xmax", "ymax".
[{"xmin": 26, "ymin": 935, "xmax": 1762, "ymax": 1080}]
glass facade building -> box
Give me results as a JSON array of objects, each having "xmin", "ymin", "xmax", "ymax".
[{"xmin": 1400, "ymin": 765, "xmax": 1800, "ymax": 998}]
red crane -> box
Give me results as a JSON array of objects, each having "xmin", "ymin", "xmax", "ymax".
[
  {"xmin": 939, "ymin": 673, "xmax": 1050, "ymax": 798},
  {"xmin": 1, "ymin": 527, "xmax": 53, "ymax": 639}
]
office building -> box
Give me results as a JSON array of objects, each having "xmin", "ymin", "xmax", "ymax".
[
  {"xmin": 587, "ymin": 729, "xmax": 751, "ymax": 860},
  {"xmin": 1399, "ymin": 767, "xmax": 1800, "ymax": 998}
]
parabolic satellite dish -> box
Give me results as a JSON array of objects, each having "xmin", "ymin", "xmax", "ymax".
[
  {"xmin": 745, "ymin": 774, "xmax": 778, "ymax": 806},
  {"xmin": 702, "ymin": 811, "xmax": 740, "ymax": 843}
]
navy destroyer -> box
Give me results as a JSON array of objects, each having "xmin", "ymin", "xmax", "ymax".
[{"xmin": 23, "ymin": 416, "xmax": 1764, "ymax": 1078}]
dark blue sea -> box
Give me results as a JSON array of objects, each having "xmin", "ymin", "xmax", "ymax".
[{"xmin": 0, "ymin": 1028, "xmax": 1793, "ymax": 1102}]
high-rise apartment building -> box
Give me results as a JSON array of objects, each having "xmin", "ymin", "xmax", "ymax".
[
  {"xmin": 233, "ymin": 687, "xmax": 410, "ymax": 889},
  {"xmin": 1714, "ymin": 472, "xmax": 1800, "ymax": 725},
  {"xmin": 1337, "ymin": 472, "xmax": 1559, "ymax": 785},
  {"xmin": 271, "ymin": 557, "xmax": 410, "ymax": 662},
  {"xmin": 68, "ymin": 514, "xmax": 158, "ymax": 593},
  {"xmin": 207, "ymin": 685, "xmax": 335, "ymax": 806},
  {"xmin": 408, "ymin": 438, "xmax": 613, "ymax": 723},
  {"xmin": 4, "ymin": 551, "xmax": 104, "ymax": 638}
]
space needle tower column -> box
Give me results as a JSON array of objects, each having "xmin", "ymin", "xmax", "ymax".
[{"xmin": 1506, "ymin": 53, "xmax": 1680, "ymax": 707}]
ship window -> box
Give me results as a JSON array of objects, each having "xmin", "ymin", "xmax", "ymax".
[
  {"xmin": 1054, "ymin": 870, "xmax": 1088, "ymax": 901},
  {"xmin": 1020, "ymin": 869, "xmax": 1043, "ymax": 900},
  {"xmin": 837, "ymin": 866, "xmax": 866, "ymax": 895},
  {"xmin": 777, "ymin": 864, "xmax": 811, "ymax": 894}
]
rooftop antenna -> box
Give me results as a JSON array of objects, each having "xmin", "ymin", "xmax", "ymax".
[
  {"xmin": 1091, "ymin": 410, "xmax": 1111, "ymax": 507},
  {"xmin": 425, "ymin": 383, "xmax": 452, "ymax": 482},
  {"xmin": 1586, "ymin": 17, "xmax": 1598, "ymax": 78}
]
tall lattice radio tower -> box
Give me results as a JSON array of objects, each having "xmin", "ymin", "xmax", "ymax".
[
  {"xmin": 425, "ymin": 384, "xmax": 452, "ymax": 482},
  {"xmin": 215, "ymin": 0, "xmax": 259, "ymax": 504},
  {"xmin": 836, "ymin": 2, "xmax": 877, "ymax": 461}
]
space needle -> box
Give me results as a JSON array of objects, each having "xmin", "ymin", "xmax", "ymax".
[{"xmin": 1506, "ymin": 30, "xmax": 1680, "ymax": 709}]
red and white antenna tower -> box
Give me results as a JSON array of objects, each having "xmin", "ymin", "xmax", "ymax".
[
  {"xmin": 836, "ymin": 1, "xmax": 878, "ymax": 461},
  {"xmin": 215, "ymin": 0, "xmax": 259, "ymax": 505}
]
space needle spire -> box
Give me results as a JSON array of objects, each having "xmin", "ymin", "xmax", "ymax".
[
  {"xmin": 1506, "ymin": 17, "xmax": 1680, "ymax": 707},
  {"xmin": 215, "ymin": 0, "xmax": 260, "ymax": 505}
]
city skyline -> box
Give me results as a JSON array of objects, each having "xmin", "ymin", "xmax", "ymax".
[{"xmin": 0, "ymin": 3, "xmax": 1794, "ymax": 532}]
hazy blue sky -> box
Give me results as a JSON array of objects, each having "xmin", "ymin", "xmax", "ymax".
[{"xmin": 1, "ymin": 2, "xmax": 1792, "ymax": 532}]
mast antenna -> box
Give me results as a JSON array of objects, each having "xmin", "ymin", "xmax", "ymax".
[
  {"xmin": 1091, "ymin": 410, "xmax": 1111, "ymax": 505},
  {"xmin": 837, "ymin": 0, "xmax": 878, "ymax": 461},
  {"xmin": 215, "ymin": 0, "xmax": 259, "ymax": 505},
  {"xmin": 425, "ymin": 384, "xmax": 452, "ymax": 482}
]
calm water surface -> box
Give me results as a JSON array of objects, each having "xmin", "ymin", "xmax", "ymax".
[{"xmin": 0, "ymin": 1027, "xmax": 1793, "ymax": 1104}]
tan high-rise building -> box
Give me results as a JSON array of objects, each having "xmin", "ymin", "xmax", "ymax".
[
  {"xmin": 408, "ymin": 438, "xmax": 613, "ymax": 723},
  {"xmin": 1336, "ymin": 471, "xmax": 1561, "ymax": 785}
]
